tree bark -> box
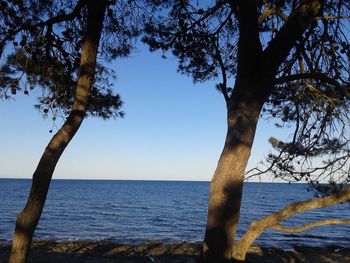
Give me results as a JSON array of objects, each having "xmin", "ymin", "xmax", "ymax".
[
  {"xmin": 231, "ymin": 187, "xmax": 350, "ymax": 261},
  {"xmin": 201, "ymin": 86, "xmax": 266, "ymax": 263},
  {"xmin": 200, "ymin": 1, "xmax": 324, "ymax": 262},
  {"xmin": 8, "ymin": 1, "xmax": 107, "ymax": 262},
  {"xmin": 201, "ymin": 1, "xmax": 265, "ymax": 261}
]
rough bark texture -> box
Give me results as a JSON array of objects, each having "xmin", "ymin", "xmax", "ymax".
[
  {"xmin": 232, "ymin": 187, "xmax": 350, "ymax": 261},
  {"xmin": 201, "ymin": 2, "xmax": 264, "ymax": 262},
  {"xmin": 8, "ymin": 1, "xmax": 107, "ymax": 262},
  {"xmin": 201, "ymin": 1, "xmax": 324, "ymax": 262},
  {"xmin": 201, "ymin": 95, "xmax": 264, "ymax": 263}
]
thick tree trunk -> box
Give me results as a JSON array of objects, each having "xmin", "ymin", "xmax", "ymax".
[
  {"xmin": 8, "ymin": 1, "xmax": 107, "ymax": 262},
  {"xmin": 201, "ymin": 88, "xmax": 265, "ymax": 263},
  {"xmin": 200, "ymin": 1, "xmax": 324, "ymax": 261}
]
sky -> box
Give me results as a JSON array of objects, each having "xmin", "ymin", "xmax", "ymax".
[{"xmin": 0, "ymin": 44, "xmax": 282, "ymax": 181}]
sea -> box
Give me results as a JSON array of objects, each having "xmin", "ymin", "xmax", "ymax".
[{"xmin": 1, "ymin": 179, "xmax": 350, "ymax": 249}]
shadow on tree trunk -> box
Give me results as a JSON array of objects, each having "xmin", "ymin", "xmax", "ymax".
[{"xmin": 8, "ymin": 1, "xmax": 108, "ymax": 262}]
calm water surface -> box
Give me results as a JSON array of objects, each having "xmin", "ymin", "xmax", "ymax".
[{"xmin": 1, "ymin": 179, "xmax": 350, "ymax": 248}]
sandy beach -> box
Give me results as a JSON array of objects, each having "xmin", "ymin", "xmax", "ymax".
[{"xmin": 1, "ymin": 240, "xmax": 350, "ymax": 262}]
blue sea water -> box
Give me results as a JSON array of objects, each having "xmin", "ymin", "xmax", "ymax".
[{"xmin": 1, "ymin": 179, "xmax": 350, "ymax": 249}]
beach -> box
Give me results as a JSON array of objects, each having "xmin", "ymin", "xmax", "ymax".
[{"xmin": 1, "ymin": 240, "xmax": 350, "ymax": 262}]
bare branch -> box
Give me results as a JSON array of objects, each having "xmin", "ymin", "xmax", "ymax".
[
  {"xmin": 186, "ymin": 0, "xmax": 226, "ymax": 32},
  {"xmin": 272, "ymin": 219, "xmax": 350, "ymax": 233},
  {"xmin": 232, "ymin": 187, "xmax": 350, "ymax": 261},
  {"xmin": 214, "ymin": 39, "xmax": 229, "ymax": 104},
  {"xmin": 211, "ymin": 11, "xmax": 234, "ymax": 36},
  {"xmin": 316, "ymin": 15, "xmax": 350, "ymax": 20},
  {"xmin": 275, "ymin": 72, "xmax": 343, "ymax": 88},
  {"xmin": 38, "ymin": 0, "xmax": 86, "ymax": 27}
]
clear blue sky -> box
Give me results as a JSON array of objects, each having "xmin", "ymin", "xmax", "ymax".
[{"xmin": 0, "ymin": 44, "xmax": 281, "ymax": 181}]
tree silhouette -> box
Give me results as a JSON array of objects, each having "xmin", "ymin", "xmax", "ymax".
[
  {"xmin": 143, "ymin": 0, "xmax": 350, "ymax": 262},
  {"xmin": 1, "ymin": 1, "xmax": 150, "ymax": 262}
]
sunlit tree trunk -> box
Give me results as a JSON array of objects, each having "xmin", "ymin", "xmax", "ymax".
[
  {"xmin": 201, "ymin": 84, "xmax": 266, "ymax": 263},
  {"xmin": 200, "ymin": 1, "xmax": 324, "ymax": 261},
  {"xmin": 201, "ymin": 2, "xmax": 265, "ymax": 260},
  {"xmin": 231, "ymin": 187, "xmax": 350, "ymax": 261},
  {"xmin": 8, "ymin": 1, "xmax": 107, "ymax": 262}
]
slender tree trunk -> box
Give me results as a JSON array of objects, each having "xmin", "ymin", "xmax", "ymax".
[
  {"xmin": 8, "ymin": 1, "xmax": 107, "ymax": 262},
  {"xmin": 201, "ymin": 86, "xmax": 265, "ymax": 263}
]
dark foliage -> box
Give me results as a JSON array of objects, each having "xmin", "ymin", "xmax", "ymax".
[
  {"xmin": 143, "ymin": 0, "xmax": 350, "ymax": 194},
  {"xmin": 0, "ymin": 0, "xmax": 153, "ymax": 121}
]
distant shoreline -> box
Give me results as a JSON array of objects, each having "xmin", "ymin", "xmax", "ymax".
[
  {"xmin": 0, "ymin": 177, "xmax": 300, "ymax": 183},
  {"xmin": 0, "ymin": 177, "xmax": 211, "ymax": 182},
  {"xmin": 1, "ymin": 240, "xmax": 350, "ymax": 263}
]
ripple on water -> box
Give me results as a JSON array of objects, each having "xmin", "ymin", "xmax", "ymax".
[{"xmin": 1, "ymin": 180, "xmax": 350, "ymax": 249}]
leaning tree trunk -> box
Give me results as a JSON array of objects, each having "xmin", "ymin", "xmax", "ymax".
[
  {"xmin": 231, "ymin": 187, "xmax": 350, "ymax": 261},
  {"xmin": 200, "ymin": 1, "xmax": 324, "ymax": 260},
  {"xmin": 8, "ymin": 1, "xmax": 107, "ymax": 262},
  {"xmin": 201, "ymin": 87, "xmax": 265, "ymax": 263}
]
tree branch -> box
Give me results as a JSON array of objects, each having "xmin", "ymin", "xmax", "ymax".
[
  {"xmin": 214, "ymin": 39, "xmax": 229, "ymax": 104},
  {"xmin": 38, "ymin": 0, "xmax": 86, "ymax": 27},
  {"xmin": 275, "ymin": 72, "xmax": 343, "ymax": 88},
  {"xmin": 211, "ymin": 11, "xmax": 234, "ymax": 36},
  {"xmin": 232, "ymin": 186, "xmax": 350, "ymax": 261},
  {"xmin": 263, "ymin": 0, "xmax": 324, "ymax": 74},
  {"xmin": 258, "ymin": 7, "xmax": 288, "ymax": 24},
  {"xmin": 0, "ymin": 0, "xmax": 86, "ymax": 57},
  {"xmin": 271, "ymin": 219, "xmax": 350, "ymax": 233},
  {"xmin": 186, "ymin": 0, "xmax": 226, "ymax": 32},
  {"xmin": 230, "ymin": 0, "xmax": 262, "ymax": 89}
]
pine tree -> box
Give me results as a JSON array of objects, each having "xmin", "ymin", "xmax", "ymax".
[
  {"xmin": 1, "ymin": 1, "xmax": 151, "ymax": 262},
  {"xmin": 143, "ymin": 1, "xmax": 350, "ymax": 261}
]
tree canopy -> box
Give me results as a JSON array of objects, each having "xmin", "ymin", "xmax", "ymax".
[
  {"xmin": 143, "ymin": 1, "xmax": 350, "ymax": 261},
  {"xmin": 0, "ymin": 0, "xmax": 152, "ymax": 122},
  {"xmin": 144, "ymin": 0, "xmax": 350, "ymax": 192},
  {"xmin": 2, "ymin": 1, "xmax": 350, "ymax": 262},
  {"xmin": 1, "ymin": 1, "xmax": 155, "ymax": 262}
]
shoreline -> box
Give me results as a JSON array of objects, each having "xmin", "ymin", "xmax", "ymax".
[{"xmin": 1, "ymin": 240, "xmax": 350, "ymax": 262}]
